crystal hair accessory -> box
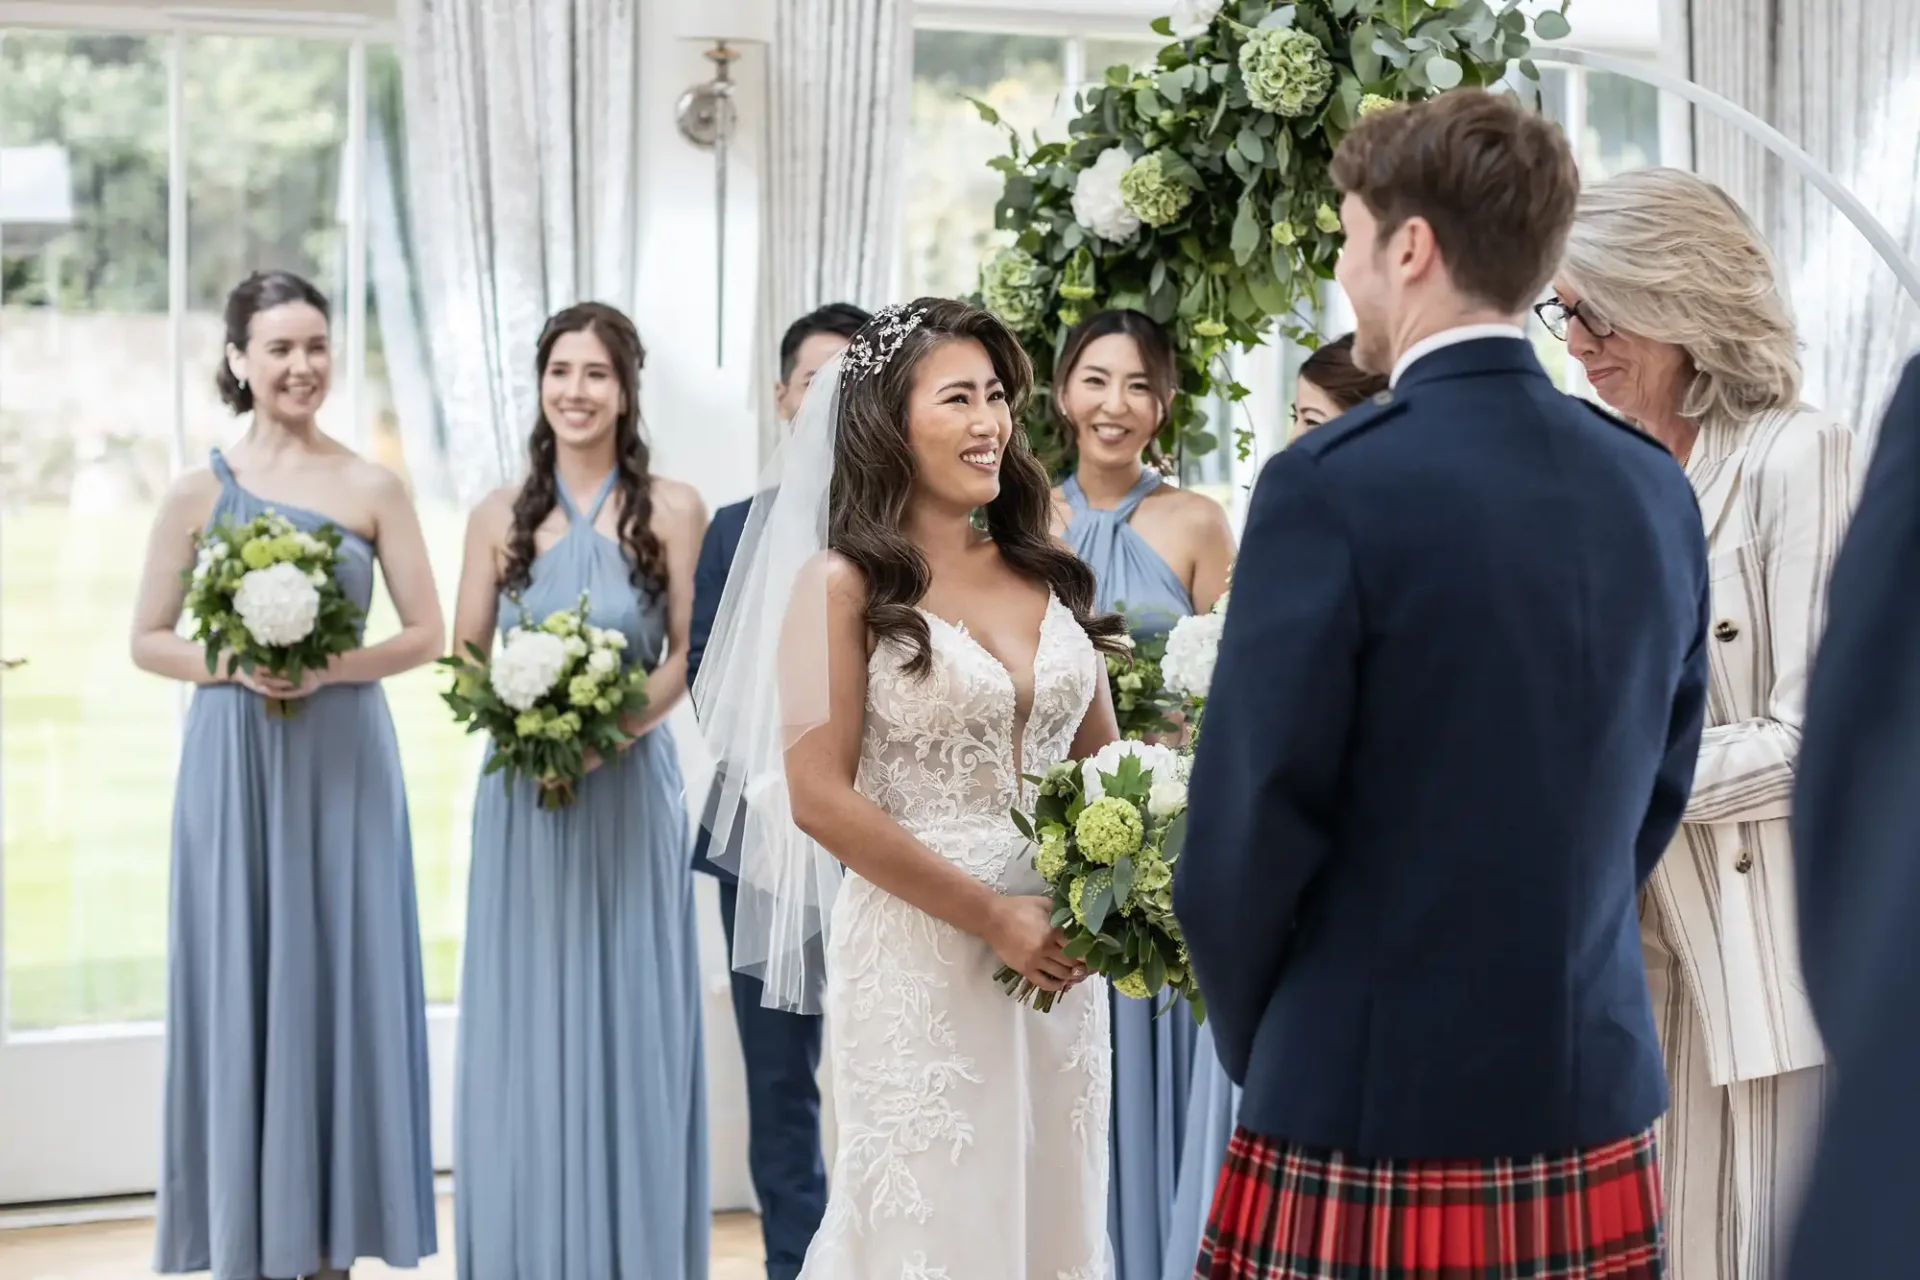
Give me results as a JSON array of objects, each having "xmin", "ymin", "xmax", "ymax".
[{"xmin": 843, "ymin": 304, "xmax": 929, "ymax": 381}]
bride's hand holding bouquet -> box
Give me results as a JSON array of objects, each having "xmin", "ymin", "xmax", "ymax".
[{"xmin": 1000, "ymin": 739, "xmax": 1202, "ymax": 1019}]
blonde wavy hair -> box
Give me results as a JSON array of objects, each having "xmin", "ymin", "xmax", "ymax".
[{"xmin": 1561, "ymin": 168, "xmax": 1801, "ymax": 433}]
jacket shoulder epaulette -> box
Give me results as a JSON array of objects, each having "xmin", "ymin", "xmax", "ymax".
[
  {"xmin": 1293, "ymin": 388, "xmax": 1411, "ymax": 457},
  {"xmin": 1569, "ymin": 395, "xmax": 1669, "ymax": 454}
]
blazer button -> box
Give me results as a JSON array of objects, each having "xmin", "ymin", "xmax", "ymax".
[
  {"xmin": 1714, "ymin": 619, "xmax": 1741, "ymax": 642},
  {"xmin": 1734, "ymin": 849, "xmax": 1754, "ymax": 874}
]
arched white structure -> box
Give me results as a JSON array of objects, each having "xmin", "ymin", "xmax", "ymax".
[{"xmin": 1539, "ymin": 46, "xmax": 1920, "ymax": 309}]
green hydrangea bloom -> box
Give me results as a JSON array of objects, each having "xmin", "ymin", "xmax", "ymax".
[
  {"xmin": 1360, "ymin": 93, "xmax": 1398, "ymax": 117},
  {"xmin": 514, "ymin": 709, "xmax": 546, "ymax": 738},
  {"xmin": 567, "ymin": 674, "xmax": 601, "ymax": 707},
  {"xmin": 1113, "ymin": 970, "xmax": 1154, "ymax": 1000},
  {"xmin": 1316, "ymin": 203, "xmax": 1342, "ymax": 234},
  {"xmin": 544, "ymin": 711, "xmax": 581, "ymax": 741},
  {"xmin": 1134, "ymin": 849, "xmax": 1173, "ymax": 894},
  {"xmin": 541, "ymin": 611, "xmax": 580, "ymax": 638},
  {"xmin": 1270, "ymin": 220, "xmax": 1300, "ymax": 247},
  {"xmin": 1035, "ymin": 832, "xmax": 1069, "ymax": 883},
  {"xmin": 1241, "ymin": 28, "xmax": 1334, "ymax": 119},
  {"xmin": 268, "ymin": 534, "xmax": 305, "ymax": 563},
  {"xmin": 1119, "ymin": 152, "xmax": 1193, "ymax": 227},
  {"xmin": 981, "ymin": 247, "xmax": 1047, "ymax": 329},
  {"xmin": 1076, "ymin": 796, "xmax": 1144, "ymax": 865}
]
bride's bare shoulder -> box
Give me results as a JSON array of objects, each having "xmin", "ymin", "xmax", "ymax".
[{"xmin": 801, "ymin": 550, "xmax": 869, "ymax": 609}]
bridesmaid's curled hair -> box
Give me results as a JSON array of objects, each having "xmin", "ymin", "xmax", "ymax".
[
  {"xmin": 1299, "ymin": 334, "xmax": 1389, "ymax": 412},
  {"xmin": 831, "ymin": 297, "xmax": 1128, "ymax": 677},
  {"xmin": 216, "ymin": 270, "xmax": 331, "ymax": 414},
  {"xmin": 501, "ymin": 302, "xmax": 667, "ymax": 598}
]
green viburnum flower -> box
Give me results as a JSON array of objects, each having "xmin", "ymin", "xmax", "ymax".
[
  {"xmin": 1270, "ymin": 221, "xmax": 1300, "ymax": 247},
  {"xmin": 240, "ymin": 538, "xmax": 277, "ymax": 570},
  {"xmin": 1193, "ymin": 317, "xmax": 1229, "ymax": 339},
  {"xmin": 1113, "ymin": 969, "xmax": 1154, "ymax": 1000},
  {"xmin": 1119, "ymin": 152, "xmax": 1193, "ymax": 227},
  {"xmin": 1240, "ymin": 28, "xmax": 1335, "ymax": 119},
  {"xmin": 1035, "ymin": 832, "xmax": 1070, "ymax": 882},
  {"xmin": 1316, "ymin": 203, "xmax": 1342, "ymax": 234},
  {"xmin": 1076, "ymin": 796, "xmax": 1145, "ymax": 866},
  {"xmin": 1360, "ymin": 93, "xmax": 1398, "ymax": 117},
  {"xmin": 981, "ymin": 247, "xmax": 1047, "ymax": 329}
]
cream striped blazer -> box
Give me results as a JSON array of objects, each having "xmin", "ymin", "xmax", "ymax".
[{"xmin": 1646, "ymin": 403, "xmax": 1859, "ymax": 1087}]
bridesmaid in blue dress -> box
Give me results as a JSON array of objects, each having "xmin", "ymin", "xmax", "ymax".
[
  {"xmin": 132, "ymin": 271, "xmax": 444, "ymax": 1280},
  {"xmin": 1048, "ymin": 310, "xmax": 1235, "ymax": 1280},
  {"xmin": 449, "ymin": 302, "xmax": 711, "ymax": 1280}
]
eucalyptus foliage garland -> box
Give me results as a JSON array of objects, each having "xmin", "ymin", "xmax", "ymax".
[{"xmin": 971, "ymin": 0, "xmax": 1575, "ymax": 470}]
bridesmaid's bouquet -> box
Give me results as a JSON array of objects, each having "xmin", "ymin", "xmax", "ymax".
[
  {"xmin": 438, "ymin": 594, "xmax": 650, "ymax": 810},
  {"xmin": 181, "ymin": 510, "xmax": 363, "ymax": 718},
  {"xmin": 1000, "ymin": 740, "xmax": 1204, "ymax": 1021},
  {"xmin": 1104, "ymin": 630, "xmax": 1182, "ymax": 741},
  {"xmin": 1161, "ymin": 590, "xmax": 1228, "ymax": 737}
]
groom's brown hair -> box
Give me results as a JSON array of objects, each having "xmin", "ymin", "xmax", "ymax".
[{"xmin": 1330, "ymin": 88, "xmax": 1579, "ymax": 314}]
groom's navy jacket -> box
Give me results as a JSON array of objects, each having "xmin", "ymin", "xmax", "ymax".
[{"xmin": 1175, "ymin": 337, "xmax": 1709, "ymax": 1160}]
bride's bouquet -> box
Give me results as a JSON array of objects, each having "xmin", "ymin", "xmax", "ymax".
[
  {"xmin": 1000, "ymin": 740, "xmax": 1204, "ymax": 1020},
  {"xmin": 1103, "ymin": 629, "xmax": 1182, "ymax": 741},
  {"xmin": 438, "ymin": 594, "xmax": 650, "ymax": 810},
  {"xmin": 182, "ymin": 510, "xmax": 363, "ymax": 717}
]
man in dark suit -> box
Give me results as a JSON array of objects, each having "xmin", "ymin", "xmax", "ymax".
[
  {"xmin": 1787, "ymin": 359, "xmax": 1920, "ymax": 1278},
  {"xmin": 1174, "ymin": 90, "xmax": 1709, "ymax": 1277},
  {"xmin": 687, "ymin": 301, "xmax": 869, "ymax": 1280}
]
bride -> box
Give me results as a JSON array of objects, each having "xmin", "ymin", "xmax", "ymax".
[{"xmin": 696, "ymin": 298, "xmax": 1126, "ymax": 1277}]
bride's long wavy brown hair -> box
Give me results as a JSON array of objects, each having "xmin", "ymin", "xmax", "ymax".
[{"xmin": 830, "ymin": 297, "xmax": 1128, "ymax": 676}]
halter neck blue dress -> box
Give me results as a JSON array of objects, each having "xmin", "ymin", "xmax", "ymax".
[
  {"xmin": 453, "ymin": 471, "xmax": 709, "ymax": 1280},
  {"xmin": 155, "ymin": 449, "xmax": 437, "ymax": 1279},
  {"xmin": 1062, "ymin": 467, "xmax": 1227, "ymax": 1280}
]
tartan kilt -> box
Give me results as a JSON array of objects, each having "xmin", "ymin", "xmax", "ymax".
[{"xmin": 1194, "ymin": 1125, "xmax": 1664, "ymax": 1280}]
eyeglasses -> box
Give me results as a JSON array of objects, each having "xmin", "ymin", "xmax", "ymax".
[{"xmin": 1534, "ymin": 296, "xmax": 1615, "ymax": 342}]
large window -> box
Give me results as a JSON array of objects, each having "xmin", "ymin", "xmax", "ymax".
[{"xmin": 0, "ymin": 23, "xmax": 468, "ymax": 1032}]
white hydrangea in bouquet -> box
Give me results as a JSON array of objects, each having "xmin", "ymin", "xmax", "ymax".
[
  {"xmin": 438, "ymin": 593, "xmax": 650, "ymax": 810},
  {"xmin": 1000, "ymin": 739, "xmax": 1203, "ymax": 1021},
  {"xmin": 1162, "ymin": 589, "xmax": 1229, "ymax": 734},
  {"xmin": 181, "ymin": 510, "xmax": 363, "ymax": 718}
]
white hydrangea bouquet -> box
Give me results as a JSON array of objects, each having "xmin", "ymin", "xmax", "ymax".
[
  {"xmin": 437, "ymin": 594, "xmax": 650, "ymax": 810},
  {"xmin": 182, "ymin": 510, "xmax": 363, "ymax": 718},
  {"xmin": 1162, "ymin": 589, "xmax": 1228, "ymax": 735},
  {"xmin": 1001, "ymin": 739, "xmax": 1204, "ymax": 1021}
]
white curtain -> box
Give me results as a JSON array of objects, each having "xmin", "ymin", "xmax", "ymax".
[
  {"xmin": 756, "ymin": 0, "xmax": 915, "ymax": 452},
  {"xmin": 397, "ymin": 0, "xmax": 645, "ymax": 504},
  {"xmin": 1689, "ymin": 0, "xmax": 1920, "ymax": 445}
]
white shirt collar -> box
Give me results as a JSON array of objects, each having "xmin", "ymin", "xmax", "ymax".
[{"xmin": 1389, "ymin": 323, "xmax": 1530, "ymax": 388}]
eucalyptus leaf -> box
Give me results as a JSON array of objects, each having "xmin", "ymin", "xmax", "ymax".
[
  {"xmin": 1372, "ymin": 34, "xmax": 1413, "ymax": 68},
  {"xmin": 1230, "ymin": 197, "xmax": 1261, "ymax": 265},
  {"xmin": 1425, "ymin": 54, "xmax": 1463, "ymax": 89},
  {"xmin": 1519, "ymin": 57, "xmax": 1539, "ymax": 81},
  {"xmin": 1533, "ymin": 9, "xmax": 1571, "ymax": 40},
  {"xmin": 1236, "ymin": 128, "xmax": 1266, "ymax": 164},
  {"xmin": 1258, "ymin": 4, "xmax": 1298, "ymax": 30}
]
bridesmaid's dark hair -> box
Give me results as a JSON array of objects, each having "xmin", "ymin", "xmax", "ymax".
[
  {"xmin": 1299, "ymin": 333, "xmax": 1388, "ymax": 411},
  {"xmin": 216, "ymin": 270, "xmax": 331, "ymax": 414},
  {"xmin": 831, "ymin": 297, "xmax": 1128, "ymax": 677},
  {"xmin": 1052, "ymin": 308, "xmax": 1178, "ymax": 469},
  {"xmin": 500, "ymin": 302, "xmax": 667, "ymax": 598}
]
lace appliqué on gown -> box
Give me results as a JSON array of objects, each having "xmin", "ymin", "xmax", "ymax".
[{"xmin": 799, "ymin": 595, "xmax": 1113, "ymax": 1280}]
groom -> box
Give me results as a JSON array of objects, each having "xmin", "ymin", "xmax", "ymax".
[
  {"xmin": 1175, "ymin": 90, "xmax": 1708, "ymax": 1275},
  {"xmin": 687, "ymin": 301, "xmax": 869, "ymax": 1280}
]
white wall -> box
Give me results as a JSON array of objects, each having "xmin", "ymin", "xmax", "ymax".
[{"xmin": 633, "ymin": 5, "xmax": 774, "ymax": 1216}]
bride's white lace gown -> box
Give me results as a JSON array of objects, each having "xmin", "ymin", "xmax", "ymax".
[{"xmin": 799, "ymin": 594, "xmax": 1113, "ymax": 1280}]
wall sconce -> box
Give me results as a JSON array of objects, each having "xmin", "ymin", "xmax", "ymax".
[{"xmin": 677, "ymin": 0, "xmax": 773, "ymax": 366}]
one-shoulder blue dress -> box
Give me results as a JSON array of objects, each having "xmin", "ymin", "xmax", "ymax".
[
  {"xmin": 155, "ymin": 449, "xmax": 438, "ymax": 1279},
  {"xmin": 453, "ymin": 471, "xmax": 709, "ymax": 1280}
]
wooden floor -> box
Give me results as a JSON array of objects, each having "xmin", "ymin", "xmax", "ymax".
[{"xmin": 0, "ymin": 1202, "xmax": 767, "ymax": 1278}]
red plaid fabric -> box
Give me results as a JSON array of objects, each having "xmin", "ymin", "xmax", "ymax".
[{"xmin": 1194, "ymin": 1125, "xmax": 1664, "ymax": 1279}]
